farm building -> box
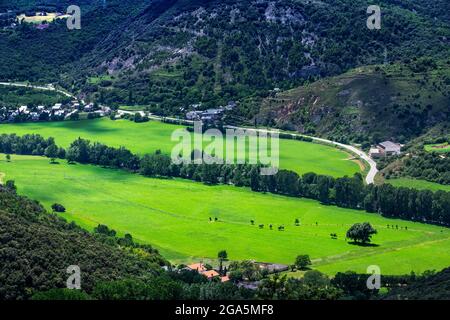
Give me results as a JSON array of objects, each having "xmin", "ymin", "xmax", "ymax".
[
  {"xmin": 369, "ymin": 147, "xmax": 381, "ymax": 158},
  {"xmin": 186, "ymin": 263, "xmax": 225, "ymax": 281},
  {"xmin": 202, "ymin": 270, "xmax": 220, "ymax": 280},
  {"xmin": 370, "ymin": 141, "xmax": 402, "ymax": 158},
  {"xmin": 186, "ymin": 263, "xmax": 207, "ymax": 273},
  {"xmin": 378, "ymin": 141, "xmax": 402, "ymax": 156}
]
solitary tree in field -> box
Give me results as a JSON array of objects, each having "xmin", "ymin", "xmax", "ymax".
[
  {"xmin": 218, "ymin": 250, "xmax": 228, "ymax": 274},
  {"xmin": 44, "ymin": 144, "xmax": 58, "ymax": 164},
  {"xmin": 5, "ymin": 154, "xmax": 11, "ymax": 162},
  {"xmin": 5, "ymin": 180, "xmax": 16, "ymax": 192},
  {"xmin": 51, "ymin": 203, "xmax": 66, "ymax": 213},
  {"xmin": 66, "ymin": 148, "xmax": 77, "ymax": 164},
  {"xmin": 295, "ymin": 218, "xmax": 300, "ymax": 226},
  {"xmin": 295, "ymin": 255, "xmax": 312, "ymax": 270},
  {"xmin": 346, "ymin": 222, "xmax": 377, "ymax": 244}
]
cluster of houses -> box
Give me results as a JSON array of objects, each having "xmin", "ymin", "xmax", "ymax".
[
  {"xmin": 0, "ymin": 101, "xmax": 112, "ymax": 123},
  {"xmin": 185, "ymin": 101, "xmax": 236, "ymax": 123},
  {"xmin": 369, "ymin": 141, "xmax": 402, "ymax": 158},
  {"xmin": 180, "ymin": 261, "xmax": 289, "ymax": 286},
  {"xmin": 185, "ymin": 263, "xmax": 230, "ymax": 282}
]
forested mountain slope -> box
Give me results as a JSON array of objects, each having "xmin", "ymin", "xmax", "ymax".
[
  {"xmin": 1, "ymin": 0, "xmax": 449, "ymax": 115},
  {"xmin": 255, "ymin": 60, "xmax": 450, "ymax": 144},
  {"xmin": 0, "ymin": 184, "xmax": 167, "ymax": 300}
]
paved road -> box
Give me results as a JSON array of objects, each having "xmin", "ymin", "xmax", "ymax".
[
  {"xmin": 119, "ymin": 110, "xmax": 378, "ymax": 184},
  {"xmin": 0, "ymin": 81, "xmax": 378, "ymax": 184},
  {"xmin": 0, "ymin": 82, "xmax": 77, "ymax": 99},
  {"xmin": 220, "ymin": 126, "xmax": 378, "ymax": 185}
]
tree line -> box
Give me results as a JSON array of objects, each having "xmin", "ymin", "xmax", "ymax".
[
  {"xmin": 139, "ymin": 154, "xmax": 450, "ymax": 226},
  {"xmin": 2, "ymin": 133, "xmax": 449, "ymax": 226}
]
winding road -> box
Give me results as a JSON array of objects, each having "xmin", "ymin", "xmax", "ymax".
[
  {"xmin": 0, "ymin": 82, "xmax": 77, "ymax": 100},
  {"xmin": 0, "ymin": 81, "xmax": 378, "ymax": 184},
  {"xmin": 224, "ymin": 126, "xmax": 378, "ymax": 184},
  {"xmin": 117, "ymin": 111, "xmax": 378, "ymax": 184}
]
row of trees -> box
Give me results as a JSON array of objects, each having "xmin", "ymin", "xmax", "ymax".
[
  {"xmin": 132, "ymin": 151, "xmax": 446, "ymax": 227},
  {"xmin": 0, "ymin": 133, "xmax": 64, "ymax": 157},
  {"xmin": 138, "ymin": 152, "xmax": 450, "ymax": 226},
  {"xmin": 65, "ymin": 138, "xmax": 140, "ymax": 170},
  {"xmin": 3, "ymin": 133, "xmax": 450, "ymax": 226}
]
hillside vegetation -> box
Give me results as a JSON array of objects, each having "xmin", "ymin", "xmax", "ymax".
[
  {"xmin": 0, "ymin": 183, "xmax": 168, "ymax": 300},
  {"xmin": 0, "ymin": 85, "xmax": 70, "ymax": 107},
  {"xmin": 1, "ymin": 0, "xmax": 449, "ymax": 118},
  {"xmin": 257, "ymin": 61, "xmax": 450, "ymax": 144},
  {"xmin": 384, "ymin": 267, "xmax": 450, "ymax": 300},
  {"xmin": 378, "ymin": 130, "xmax": 450, "ymax": 186}
]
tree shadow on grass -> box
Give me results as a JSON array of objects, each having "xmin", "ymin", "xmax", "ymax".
[{"xmin": 347, "ymin": 241, "xmax": 379, "ymax": 247}]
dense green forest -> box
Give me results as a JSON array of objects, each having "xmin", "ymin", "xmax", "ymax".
[{"xmin": 383, "ymin": 267, "xmax": 450, "ymax": 300}]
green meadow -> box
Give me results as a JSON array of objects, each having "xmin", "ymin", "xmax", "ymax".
[
  {"xmin": 388, "ymin": 178, "xmax": 450, "ymax": 192},
  {"xmin": 425, "ymin": 143, "xmax": 450, "ymax": 153},
  {"xmin": 0, "ymin": 118, "xmax": 360, "ymax": 177},
  {"xmin": 1, "ymin": 154, "xmax": 449, "ymax": 275}
]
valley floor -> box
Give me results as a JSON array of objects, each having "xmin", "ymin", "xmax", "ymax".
[
  {"xmin": 0, "ymin": 118, "xmax": 360, "ymax": 178},
  {"xmin": 1, "ymin": 154, "xmax": 449, "ymax": 275}
]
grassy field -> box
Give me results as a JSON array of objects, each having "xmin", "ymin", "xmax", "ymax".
[
  {"xmin": 1, "ymin": 154, "xmax": 449, "ymax": 275},
  {"xmin": 387, "ymin": 178, "xmax": 450, "ymax": 192},
  {"xmin": 0, "ymin": 118, "xmax": 360, "ymax": 177},
  {"xmin": 425, "ymin": 143, "xmax": 450, "ymax": 153},
  {"xmin": 17, "ymin": 13, "xmax": 70, "ymax": 24},
  {"xmin": 88, "ymin": 75, "xmax": 115, "ymax": 85}
]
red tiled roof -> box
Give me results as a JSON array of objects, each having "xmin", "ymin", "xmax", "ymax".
[
  {"xmin": 187, "ymin": 263, "xmax": 207, "ymax": 272},
  {"xmin": 203, "ymin": 270, "xmax": 220, "ymax": 278}
]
